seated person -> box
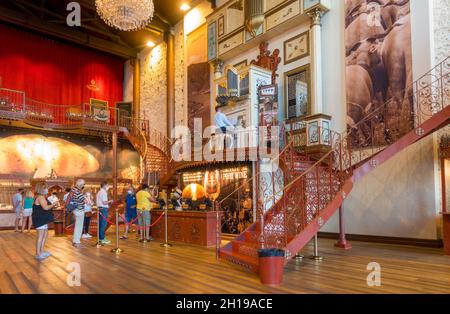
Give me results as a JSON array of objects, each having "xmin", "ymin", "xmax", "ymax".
[{"xmin": 170, "ymin": 188, "xmax": 182, "ymax": 211}]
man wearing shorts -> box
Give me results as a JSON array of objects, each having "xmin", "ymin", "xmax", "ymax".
[{"xmin": 136, "ymin": 184, "xmax": 156, "ymax": 242}]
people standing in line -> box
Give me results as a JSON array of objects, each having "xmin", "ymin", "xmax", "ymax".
[
  {"xmin": 12, "ymin": 188, "xmax": 24, "ymax": 232},
  {"xmin": 96, "ymin": 181, "xmax": 113, "ymax": 245},
  {"xmin": 136, "ymin": 184, "xmax": 156, "ymax": 242},
  {"xmin": 63, "ymin": 187, "xmax": 74, "ymax": 226},
  {"xmin": 82, "ymin": 188, "xmax": 94, "ymax": 239},
  {"xmin": 32, "ymin": 183, "xmax": 58, "ymax": 261},
  {"xmin": 71, "ymin": 179, "xmax": 86, "ymax": 247},
  {"xmin": 63, "ymin": 187, "xmax": 71, "ymax": 203},
  {"xmin": 121, "ymin": 186, "xmax": 137, "ymax": 240},
  {"xmin": 21, "ymin": 190, "xmax": 34, "ymax": 233}
]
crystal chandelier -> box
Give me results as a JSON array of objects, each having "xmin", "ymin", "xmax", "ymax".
[{"xmin": 95, "ymin": 0, "xmax": 155, "ymax": 31}]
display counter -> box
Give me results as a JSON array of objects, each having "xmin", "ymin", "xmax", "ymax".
[{"xmin": 151, "ymin": 210, "xmax": 218, "ymax": 247}]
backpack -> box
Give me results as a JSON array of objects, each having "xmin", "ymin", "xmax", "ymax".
[{"xmin": 65, "ymin": 191, "xmax": 77, "ymax": 213}]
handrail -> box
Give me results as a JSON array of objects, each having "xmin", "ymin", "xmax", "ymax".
[
  {"xmin": 218, "ymin": 55, "xmax": 449, "ymax": 255},
  {"xmin": 287, "ymin": 55, "xmax": 450, "ymax": 191}
]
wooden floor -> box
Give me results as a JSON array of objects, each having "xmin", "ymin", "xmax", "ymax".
[{"xmin": 1, "ymin": 229, "xmax": 449, "ymax": 294}]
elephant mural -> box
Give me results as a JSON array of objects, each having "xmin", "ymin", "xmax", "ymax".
[{"xmin": 345, "ymin": 0, "xmax": 413, "ymax": 147}]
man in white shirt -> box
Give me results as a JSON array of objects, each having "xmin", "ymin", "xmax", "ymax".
[
  {"xmin": 96, "ymin": 181, "xmax": 113, "ymax": 244},
  {"xmin": 214, "ymin": 106, "xmax": 235, "ymax": 149},
  {"xmin": 214, "ymin": 106, "xmax": 234, "ymax": 134},
  {"xmin": 12, "ymin": 188, "xmax": 24, "ymax": 232}
]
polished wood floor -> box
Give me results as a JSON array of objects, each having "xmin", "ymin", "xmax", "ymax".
[{"xmin": 0, "ymin": 229, "xmax": 449, "ymax": 294}]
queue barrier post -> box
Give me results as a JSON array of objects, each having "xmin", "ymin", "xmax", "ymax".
[
  {"xmin": 111, "ymin": 206, "xmax": 124, "ymax": 254},
  {"xmin": 160, "ymin": 207, "xmax": 173, "ymax": 248}
]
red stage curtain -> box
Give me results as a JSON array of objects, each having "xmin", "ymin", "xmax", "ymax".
[{"xmin": 0, "ymin": 24, "xmax": 124, "ymax": 107}]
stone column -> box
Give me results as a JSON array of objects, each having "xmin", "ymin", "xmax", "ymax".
[{"xmin": 308, "ymin": 8, "xmax": 324, "ymax": 115}]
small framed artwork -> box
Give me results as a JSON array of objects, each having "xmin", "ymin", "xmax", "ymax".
[
  {"xmin": 307, "ymin": 121, "xmax": 319, "ymax": 145},
  {"xmin": 284, "ymin": 31, "xmax": 309, "ymax": 65},
  {"xmin": 218, "ymin": 15, "xmax": 225, "ymax": 37},
  {"xmin": 89, "ymin": 98, "xmax": 110, "ymax": 122},
  {"xmin": 285, "ymin": 65, "xmax": 311, "ymax": 121},
  {"xmin": 233, "ymin": 59, "xmax": 247, "ymax": 72},
  {"xmin": 207, "ymin": 22, "xmax": 218, "ymax": 61}
]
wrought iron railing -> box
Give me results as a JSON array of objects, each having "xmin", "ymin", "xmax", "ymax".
[
  {"xmin": 0, "ymin": 88, "xmax": 173, "ymax": 175},
  {"xmin": 217, "ymin": 55, "xmax": 450, "ymax": 260}
]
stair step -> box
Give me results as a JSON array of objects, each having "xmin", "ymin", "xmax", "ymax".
[
  {"xmin": 231, "ymin": 240, "xmax": 259, "ymax": 258},
  {"xmin": 219, "ymin": 247, "xmax": 259, "ymax": 273},
  {"xmin": 244, "ymin": 230, "xmax": 259, "ymax": 242}
]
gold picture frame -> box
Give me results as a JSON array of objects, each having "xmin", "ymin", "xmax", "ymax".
[
  {"xmin": 89, "ymin": 98, "xmax": 110, "ymax": 123},
  {"xmin": 233, "ymin": 59, "xmax": 247, "ymax": 72},
  {"xmin": 284, "ymin": 31, "xmax": 310, "ymax": 65}
]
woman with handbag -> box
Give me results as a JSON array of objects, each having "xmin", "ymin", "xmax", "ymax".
[
  {"xmin": 82, "ymin": 189, "xmax": 94, "ymax": 239},
  {"xmin": 32, "ymin": 183, "xmax": 58, "ymax": 261}
]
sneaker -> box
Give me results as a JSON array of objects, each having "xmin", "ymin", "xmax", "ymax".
[
  {"xmin": 101, "ymin": 239, "xmax": 111, "ymax": 245},
  {"xmin": 81, "ymin": 234, "xmax": 90, "ymax": 239},
  {"xmin": 147, "ymin": 237, "xmax": 154, "ymax": 241},
  {"xmin": 41, "ymin": 252, "xmax": 51, "ymax": 258},
  {"xmin": 35, "ymin": 254, "xmax": 48, "ymax": 261},
  {"xmin": 85, "ymin": 233, "xmax": 92, "ymax": 238}
]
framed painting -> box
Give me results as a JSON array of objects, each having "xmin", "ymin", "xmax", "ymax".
[
  {"xmin": 89, "ymin": 98, "xmax": 110, "ymax": 123},
  {"xmin": 207, "ymin": 22, "xmax": 218, "ymax": 61},
  {"xmin": 233, "ymin": 59, "xmax": 247, "ymax": 72},
  {"xmin": 284, "ymin": 31, "xmax": 309, "ymax": 65},
  {"xmin": 218, "ymin": 15, "xmax": 225, "ymax": 37},
  {"xmin": 285, "ymin": 65, "xmax": 311, "ymax": 121}
]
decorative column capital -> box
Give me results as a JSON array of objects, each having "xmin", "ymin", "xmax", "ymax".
[
  {"xmin": 212, "ymin": 59, "xmax": 225, "ymax": 78},
  {"xmin": 308, "ymin": 8, "xmax": 323, "ymax": 27}
]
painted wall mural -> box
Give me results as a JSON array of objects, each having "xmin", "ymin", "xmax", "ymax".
[
  {"xmin": 0, "ymin": 128, "xmax": 140, "ymax": 180},
  {"xmin": 345, "ymin": 0, "xmax": 412, "ymax": 147}
]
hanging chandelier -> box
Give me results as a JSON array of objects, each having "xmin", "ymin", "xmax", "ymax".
[{"xmin": 95, "ymin": 0, "xmax": 155, "ymax": 32}]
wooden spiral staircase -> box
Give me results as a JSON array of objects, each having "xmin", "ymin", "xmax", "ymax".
[
  {"xmin": 0, "ymin": 88, "xmax": 171, "ymax": 182},
  {"xmin": 218, "ymin": 56, "xmax": 450, "ymax": 275}
]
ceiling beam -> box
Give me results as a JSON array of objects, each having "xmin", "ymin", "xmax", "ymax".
[
  {"xmin": 6, "ymin": 0, "xmax": 36, "ymax": 18},
  {"xmin": 11, "ymin": 0, "xmax": 133, "ymax": 49},
  {"xmin": 0, "ymin": 6, "xmax": 137, "ymax": 58}
]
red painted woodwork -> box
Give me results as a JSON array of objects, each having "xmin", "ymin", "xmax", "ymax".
[
  {"xmin": 219, "ymin": 56, "xmax": 450, "ymax": 277},
  {"xmin": 0, "ymin": 24, "xmax": 123, "ymax": 107},
  {"xmin": 151, "ymin": 210, "xmax": 218, "ymax": 247},
  {"xmin": 443, "ymin": 213, "xmax": 450, "ymax": 256}
]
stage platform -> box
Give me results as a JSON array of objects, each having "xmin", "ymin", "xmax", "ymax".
[{"xmin": 0, "ymin": 229, "xmax": 449, "ymax": 294}]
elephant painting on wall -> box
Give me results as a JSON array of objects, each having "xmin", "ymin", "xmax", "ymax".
[{"xmin": 345, "ymin": 0, "xmax": 413, "ymax": 147}]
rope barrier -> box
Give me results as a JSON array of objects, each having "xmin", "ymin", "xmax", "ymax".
[
  {"xmin": 119, "ymin": 211, "xmax": 142, "ymax": 226},
  {"xmin": 98, "ymin": 211, "xmax": 117, "ymax": 225},
  {"xmin": 99, "ymin": 210, "xmax": 165, "ymax": 230}
]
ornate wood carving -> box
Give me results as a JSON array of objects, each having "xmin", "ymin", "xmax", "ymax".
[
  {"xmin": 440, "ymin": 135, "xmax": 450, "ymax": 159},
  {"xmin": 250, "ymin": 42, "xmax": 282, "ymax": 84}
]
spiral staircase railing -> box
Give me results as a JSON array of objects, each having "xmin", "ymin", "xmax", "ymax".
[
  {"xmin": 0, "ymin": 88, "xmax": 172, "ymax": 181},
  {"xmin": 218, "ymin": 56, "xmax": 450, "ymax": 272}
]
